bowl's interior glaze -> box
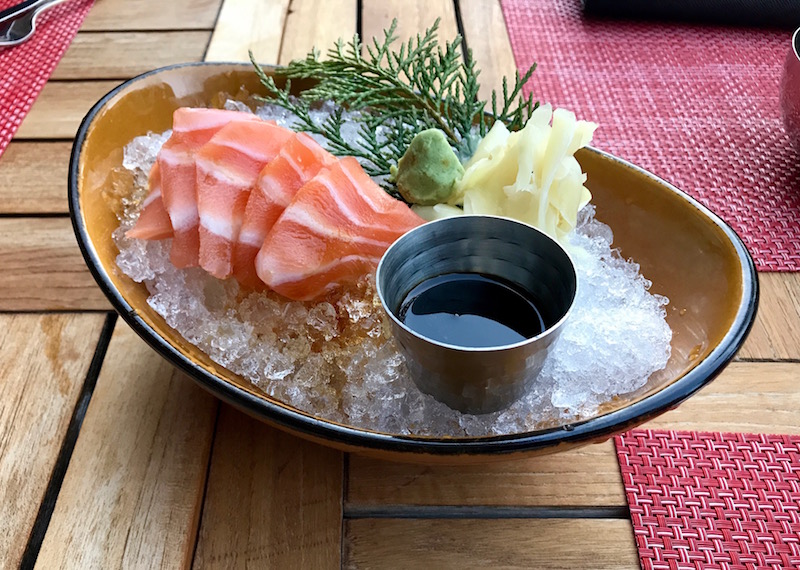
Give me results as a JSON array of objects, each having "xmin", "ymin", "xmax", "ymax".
[
  {"xmin": 581, "ymin": 148, "xmax": 744, "ymax": 414},
  {"xmin": 72, "ymin": 63, "xmax": 755, "ymax": 462}
]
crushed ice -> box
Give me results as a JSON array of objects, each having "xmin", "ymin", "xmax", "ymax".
[{"xmin": 112, "ymin": 101, "xmax": 672, "ymax": 437}]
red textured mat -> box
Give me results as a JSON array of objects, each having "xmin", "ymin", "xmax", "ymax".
[
  {"xmin": 616, "ymin": 429, "xmax": 800, "ymax": 569},
  {"xmin": 501, "ymin": 0, "xmax": 800, "ymax": 271},
  {"xmin": 0, "ymin": 0, "xmax": 94, "ymax": 158}
]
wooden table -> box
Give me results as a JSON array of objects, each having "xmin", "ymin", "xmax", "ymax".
[{"xmin": 1, "ymin": 0, "xmax": 798, "ymax": 568}]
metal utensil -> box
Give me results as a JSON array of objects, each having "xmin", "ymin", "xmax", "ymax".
[
  {"xmin": 0, "ymin": 0, "xmax": 70, "ymax": 47},
  {"xmin": 781, "ymin": 27, "xmax": 800, "ymax": 153},
  {"xmin": 377, "ymin": 215, "xmax": 577, "ymax": 415}
]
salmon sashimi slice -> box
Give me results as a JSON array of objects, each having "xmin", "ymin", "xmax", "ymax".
[
  {"xmin": 158, "ymin": 108, "xmax": 259, "ymax": 268},
  {"xmin": 255, "ymin": 156, "xmax": 425, "ymax": 301},
  {"xmin": 196, "ymin": 120, "xmax": 293, "ymax": 279},
  {"xmin": 233, "ymin": 132, "xmax": 337, "ymax": 289},
  {"xmin": 127, "ymin": 163, "xmax": 173, "ymax": 240}
]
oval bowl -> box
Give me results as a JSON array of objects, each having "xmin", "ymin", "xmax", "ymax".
[{"xmin": 70, "ymin": 62, "xmax": 758, "ymax": 464}]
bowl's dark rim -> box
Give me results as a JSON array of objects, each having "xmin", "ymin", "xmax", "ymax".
[{"xmin": 69, "ymin": 62, "xmax": 759, "ymax": 457}]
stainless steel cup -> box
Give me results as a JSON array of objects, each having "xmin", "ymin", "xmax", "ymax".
[
  {"xmin": 376, "ymin": 215, "xmax": 577, "ymax": 415},
  {"xmin": 781, "ymin": 27, "xmax": 800, "ymax": 152}
]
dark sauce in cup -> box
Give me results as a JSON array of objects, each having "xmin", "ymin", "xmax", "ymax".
[{"xmin": 397, "ymin": 273, "xmax": 546, "ymax": 348}]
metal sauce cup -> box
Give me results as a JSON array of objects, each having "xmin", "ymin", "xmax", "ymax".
[
  {"xmin": 782, "ymin": 27, "xmax": 800, "ymax": 152},
  {"xmin": 376, "ymin": 215, "xmax": 577, "ymax": 415}
]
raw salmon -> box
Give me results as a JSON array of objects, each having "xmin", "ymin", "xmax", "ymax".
[
  {"xmin": 158, "ymin": 108, "xmax": 259, "ymax": 268},
  {"xmin": 127, "ymin": 163, "xmax": 173, "ymax": 240},
  {"xmin": 255, "ymin": 156, "xmax": 425, "ymax": 301},
  {"xmin": 195, "ymin": 120, "xmax": 293, "ymax": 279},
  {"xmin": 233, "ymin": 132, "xmax": 336, "ymax": 288}
]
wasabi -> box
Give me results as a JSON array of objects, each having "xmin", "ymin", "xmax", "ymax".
[{"xmin": 391, "ymin": 129, "xmax": 464, "ymax": 206}]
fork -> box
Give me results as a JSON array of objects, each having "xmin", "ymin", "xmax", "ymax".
[{"xmin": 0, "ymin": 0, "xmax": 71, "ymax": 47}]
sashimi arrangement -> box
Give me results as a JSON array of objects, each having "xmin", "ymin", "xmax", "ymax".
[
  {"xmin": 113, "ymin": 21, "xmax": 672, "ymax": 436},
  {"xmin": 128, "ymin": 108, "xmax": 423, "ymax": 300}
]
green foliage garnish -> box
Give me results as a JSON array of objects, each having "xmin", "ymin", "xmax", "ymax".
[{"xmin": 250, "ymin": 18, "xmax": 537, "ymax": 191}]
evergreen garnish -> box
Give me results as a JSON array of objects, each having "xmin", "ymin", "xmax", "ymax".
[{"xmin": 251, "ymin": 18, "xmax": 537, "ymax": 186}]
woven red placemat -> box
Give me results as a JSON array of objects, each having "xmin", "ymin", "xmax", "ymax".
[
  {"xmin": 501, "ymin": 0, "xmax": 800, "ymax": 272},
  {"xmin": 616, "ymin": 429, "xmax": 800, "ymax": 569},
  {"xmin": 0, "ymin": 0, "xmax": 94, "ymax": 158}
]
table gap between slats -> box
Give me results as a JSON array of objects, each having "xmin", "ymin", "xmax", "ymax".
[
  {"xmin": 343, "ymin": 505, "xmax": 629, "ymax": 519},
  {"xmin": 18, "ymin": 313, "xmax": 117, "ymax": 568},
  {"xmin": 0, "ymin": 313, "xmax": 110, "ymax": 568},
  {"xmin": 33, "ymin": 320, "xmax": 219, "ymax": 568}
]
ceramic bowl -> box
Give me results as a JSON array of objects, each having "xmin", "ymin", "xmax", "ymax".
[{"xmin": 69, "ymin": 62, "xmax": 758, "ymax": 463}]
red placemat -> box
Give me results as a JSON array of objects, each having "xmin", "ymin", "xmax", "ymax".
[
  {"xmin": 501, "ymin": 0, "xmax": 800, "ymax": 272},
  {"xmin": 616, "ymin": 429, "xmax": 800, "ymax": 569},
  {"xmin": 0, "ymin": 0, "xmax": 94, "ymax": 157}
]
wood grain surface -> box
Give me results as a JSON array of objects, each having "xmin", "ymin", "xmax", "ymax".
[
  {"xmin": 458, "ymin": 0, "xmax": 520, "ymax": 100},
  {"xmin": 15, "ymin": 81, "xmax": 119, "ymax": 140},
  {"xmin": 0, "ymin": 218, "xmax": 111, "ymax": 311},
  {"xmin": 206, "ymin": 0, "xmax": 291, "ymax": 63},
  {"xmin": 644, "ymin": 361, "xmax": 800, "ymax": 433},
  {"xmin": 0, "ymin": 314, "xmax": 105, "ymax": 568},
  {"xmin": 738, "ymin": 273, "xmax": 800, "ymax": 360},
  {"xmin": 34, "ymin": 322, "xmax": 218, "ymax": 569},
  {"xmin": 361, "ymin": 0, "xmax": 460, "ymax": 51},
  {"xmin": 279, "ymin": 0, "xmax": 358, "ymax": 64},
  {"xmin": 345, "ymin": 519, "xmax": 639, "ymax": 569},
  {"xmin": 53, "ymin": 32, "xmax": 210, "ymax": 80},
  {"xmin": 81, "ymin": 0, "xmax": 220, "ymax": 31},
  {"xmin": 193, "ymin": 405, "xmax": 343, "ymax": 569},
  {"xmin": 348, "ymin": 440, "xmax": 625, "ymax": 508},
  {"xmin": 0, "ymin": 143, "xmax": 72, "ymax": 214}
]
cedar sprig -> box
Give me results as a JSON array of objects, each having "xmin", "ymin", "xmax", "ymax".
[{"xmin": 251, "ymin": 18, "xmax": 537, "ymax": 184}]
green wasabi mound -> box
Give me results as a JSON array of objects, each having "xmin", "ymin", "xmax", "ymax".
[{"xmin": 391, "ymin": 129, "xmax": 465, "ymax": 206}]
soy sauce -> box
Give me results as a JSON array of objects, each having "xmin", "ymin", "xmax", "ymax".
[{"xmin": 397, "ymin": 273, "xmax": 546, "ymax": 348}]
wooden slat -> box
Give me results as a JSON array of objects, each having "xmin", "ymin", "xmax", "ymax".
[
  {"xmin": 361, "ymin": 0, "xmax": 460, "ymax": 52},
  {"xmin": 349, "ymin": 440, "xmax": 625, "ymax": 508},
  {"xmin": 278, "ymin": 0, "xmax": 358, "ymax": 64},
  {"xmin": 0, "ymin": 143, "xmax": 72, "ymax": 214},
  {"xmin": 194, "ymin": 5, "xmax": 347, "ymax": 567},
  {"xmin": 15, "ymin": 81, "xmax": 119, "ymax": 140},
  {"xmin": 53, "ymin": 32, "xmax": 209, "ymax": 80},
  {"xmin": 0, "ymin": 218, "xmax": 110, "ymax": 311},
  {"xmin": 80, "ymin": 0, "xmax": 221, "ymax": 32},
  {"xmin": 458, "ymin": 0, "xmax": 519, "ymax": 101},
  {"xmin": 0, "ymin": 314, "xmax": 105, "ymax": 568},
  {"xmin": 192, "ymin": 405, "xmax": 343, "ymax": 569},
  {"xmin": 34, "ymin": 322, "xmax": 218, "ymax": 569},
  {"xmin": 738, "ymin": 273, "xmax": 800, "ymax": 360},
  {"xmin": 205, "ymin": 0, "xmax": 290, "ymax": 63},
  {"xmin": 644, "ymin": 361, "xmax": 800, "ymax": 433},
  {"xmin": 348, "ymin": 361, "xmax": 799, "ymax": 508},
  {"xmin": 345, "ymin": 519, "xmax": 639, "ymax": 569}
]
